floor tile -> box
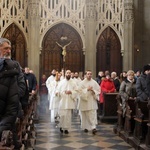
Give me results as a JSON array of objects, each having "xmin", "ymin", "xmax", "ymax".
[{"xmin": 34, "ymin": 111, "xmax": 133, "ymax": 150}]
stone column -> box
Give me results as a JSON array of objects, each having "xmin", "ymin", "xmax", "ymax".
[
  {"xmin": 85, "ymin": 0, "xmax": 97, "ymax": 77},
  {"xmin": 123, "ymin": 0, "xmax": 134, "ymax": 71},
  {"xmin": 28, "ymin": 0, "xmax": 40, "ymax": 82}
]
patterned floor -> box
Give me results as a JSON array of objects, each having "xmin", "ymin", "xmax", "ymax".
[{"xmin": 34, "ymin": 111, "xmax": 134, "ymax": 150}]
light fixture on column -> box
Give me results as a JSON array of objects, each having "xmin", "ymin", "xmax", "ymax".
[{"xmin": 134, "ymin": 44, "xmax": 140, "ymax": 52}]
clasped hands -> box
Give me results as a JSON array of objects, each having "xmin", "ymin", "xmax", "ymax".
[
  {"xmin": 87, "ymin": 86, "xmax": 95, "ymax": 94},
  {"xmin": 65, "ymin": 90, "xmax": 72, "ymax": 95}
]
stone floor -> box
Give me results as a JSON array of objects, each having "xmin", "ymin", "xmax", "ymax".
[{"xmin": 34, "ymin": 110, "xmax": 134, "ymax": 150}]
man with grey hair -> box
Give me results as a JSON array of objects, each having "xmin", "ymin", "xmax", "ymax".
[
  {"xmin": 0, "ymin": 37, "xmax": 26, "ymax": 149},
  {"xmin": 0, "ymin": 38, "xmax": 26, "ymax": 109},
  {"xmin": 0, "ymin": 38, "xmax": 11, "ymax": 57},
  {"xmin": 111, "ymin": 71, "xmax": 120, "ymax": 92}
]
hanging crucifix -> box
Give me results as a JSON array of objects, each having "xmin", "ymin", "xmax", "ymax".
[
  {"xmin": 56, "ymin": 36, "xmax": 72, "ymax": 75},
  {"xmin": 56, "ymin": 41, "xmax": 72, "ymax": 62}
]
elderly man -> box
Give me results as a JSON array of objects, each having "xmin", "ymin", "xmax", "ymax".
[
  {"xmin": 78, "ymin": 70, "xmax": 100, "ymax": 134},
  {"xmin": 56, "ymin": 70, "xmax": 78, "ymax": 134},
  {"xmin": 111, "ymin": 71, "xmax": 120, "ymax": 92},
  {"xmin": 0, "ymin": 38, "xmax": 20, "ymax": 148}
]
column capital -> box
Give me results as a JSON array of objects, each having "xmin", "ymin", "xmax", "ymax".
[
  {"xmin": 28, "ymin": 1, "xmax": 40, "ymax": 17},
  {"xmin": 124, "ymin": 0, "xmax": 134, "ymax": 21},
  {"xmin": 86, "ymin": 0, "xmax": 97, "ymax": 20}
]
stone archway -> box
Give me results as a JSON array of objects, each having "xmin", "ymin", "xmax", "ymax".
[
  {"xmin": 2, "ymin": 23, "xmax": 27, "ymax": 68},
  {"xmin": 41, "ymin": 23, "xmax": 84, "ymax": 77},
  {"xmin": 96, "ymin": 27, "xmax": 122, "ymax": 75}
]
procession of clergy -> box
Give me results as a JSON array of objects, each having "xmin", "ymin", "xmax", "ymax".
[{"xmin": 45, "ymin": 69, "xmax": 100, "ymax": 135}]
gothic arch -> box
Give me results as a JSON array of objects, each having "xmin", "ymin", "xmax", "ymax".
[
  {"xmin": 40, "ymin": 23, "xmax": 84, "ymax": 77},
  {"xmin": 40, "ymin": 21, "xmax": 85, "ymax": 50},
  {"xmin": 2, "ymin": 23, "xmax": 27, "ymax": 68},
  {"xmin": 1, "ymin": 21, "xmax": 28, "ymax": 46},
  {"xmin": 96, "ymin": 26, "xmax": 122, "ymax": 75},
  {"xmin": 96, "ymin": 25, "xmax": 123, "ymax": 52}
]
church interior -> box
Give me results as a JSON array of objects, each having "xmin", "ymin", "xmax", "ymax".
[{"xmin": 0, "ymin": 0, "xmax": 150, "ymax": 150}]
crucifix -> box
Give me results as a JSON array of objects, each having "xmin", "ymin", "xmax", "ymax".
[
  {"xmin": 56, "ymin": 41, "xmax": 71, "ymax": 62},
  {"xmin": 56, "ymin": 36, "xmax": 71, "ymax": 75}
]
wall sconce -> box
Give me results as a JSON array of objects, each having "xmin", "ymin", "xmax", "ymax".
[{"xmin": 134, "ymin": 44, "xmax": 140, "ymax": 52}]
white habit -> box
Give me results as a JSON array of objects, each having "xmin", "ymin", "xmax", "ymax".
[
  {"xmin": 56, "ymin": 78, "xmax": 78, "ymax": 130},
  {"xmin": 78, "ymin": 78, "xmax": 100, "ymax": 130},
  {"xmin": 49, "ymin": 80, "xmax": 60, "ymax": 122},
  {"xmin": 46, "ymin": 75, "xmax": 55, "ymax": 101}
]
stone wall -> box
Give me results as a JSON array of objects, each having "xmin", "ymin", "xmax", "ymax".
[{"xmin": 134, "ymin": 0, "xmax": 150, "ymax": 71}]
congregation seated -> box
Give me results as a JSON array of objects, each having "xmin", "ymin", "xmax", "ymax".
[{"xmin": 115, "ymin": 65, "xmax": 150, "ymax": 149}]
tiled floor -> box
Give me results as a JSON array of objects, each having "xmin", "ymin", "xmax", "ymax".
[{"xmin": 34, "ymin": 111, "xmax": 134, "ymax": 150}]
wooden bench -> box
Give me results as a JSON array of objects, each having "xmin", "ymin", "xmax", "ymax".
[
  {"xmin": 0, "ymin": 130, "xmax": 14, "ymax": 150},
  {"xmin": 113, "ymin": 94, "xmax": 124, "ymax": 134},
  {"xmin": 100, "ymin": 92, "xmax": 118, "ymax": 123},
  {"xmin": 0, "ymin": 144, "xmax": 14, "ymax": 150},
  {"xmin": 118, "ymin": 98, "xmax": 136, "ymax": 142},
  {"xmin": 143, "ymin": 100, "xmax": 150, "ymax": 149},
  {"xmin": 0, "ymin": 94, "xmax": 38, "ymax": 150},
  {"xmin": 128, "ymin": 101, "xmax": 149, "ymax": 149}
]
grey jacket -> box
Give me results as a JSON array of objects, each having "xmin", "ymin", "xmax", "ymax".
[
  {"xmin": 136, "ymin": 73, "xmax": 149, "ymax": 101},
  {"xmin": 119, "ymin": 78, "xmax": 136, "ymax": 116}
]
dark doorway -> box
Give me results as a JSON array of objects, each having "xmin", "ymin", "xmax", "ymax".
[
  {"xmin": 2, "ymin": 23, "xmax": 27, "ymax": 68},
  {"xmin": 96, "ymin": 27, "xmax": 122, "ymax": 75},
  {"xmin": 41, "ymin": 23, "xmax": 84, "ymax": 77}
]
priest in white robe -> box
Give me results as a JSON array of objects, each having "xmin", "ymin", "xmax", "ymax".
[
  {"xmin": 72, "ymin": 72, "xmax": 82, "ymax": 115},
  {"xmin": 49, "ymin": 72, "xmax": 61, "ymax": 122},
  {"xmin": 46, "ymin": 69, "xmax": 56, "ymax": 101},
  {"xmin": 56, "ymin": 70, "xmax": 78, "ymax": 134},
  {"xmin": 78, "ymin": 70, "xmax": 100, "ymax": 134}
]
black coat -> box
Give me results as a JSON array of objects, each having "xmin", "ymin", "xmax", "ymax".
[
  {"xmin": 113, "ymin": 78, "xmax": 120, "ymax": 92},
  {"xmin": 24, "ymin": 73, "xmax": 37, "ymax": 92},
  {"xmin": 13, "ymin": 60, "xmax": 26, "ymax": 98},
  {"xmin": 136, "ymin": 73, "xmax": 149, "ymax": 101},
  {"xmin": 0, "ymin": 58, "xmax": 19, "ymax": 138},
  {"xmin": 147, "ymin": 73, "xmax": 150, "ymax": 98}
]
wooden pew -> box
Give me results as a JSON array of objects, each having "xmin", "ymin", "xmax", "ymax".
[
  {"xmin": 0, "ymin": 130, "xmax": 14, "ymax": 150},
  {"xmin": 24, "ymin": 94, "xmax": 37, "ymax": 149},
  {"xmin": 128, "ymin": 101, "xmax": 149, "ymax": 149},
  {"xmin": 113, "ymin": 94, "xmax": 124, "ymax": 134},
  {"xmin": 145, "ymin": 100, "xmax": 150, "ymax": 149},
  {"xmin": 126, "ymin": 98, "xmax": 136, "ymax": 132},
  {"xmin": 0, "ymin": 145, "xmax": 14, "ymax": 150},
  {"xmin": 100, "ymin": 92, "xmax": 118, "ymax": 123},
  {"xmin": 0, "ymin": 94, "xmax": 38, "ymax": 150},
  {"xmin": 119, "ymin": 98, "xmax": 136, "ymax": 142}
]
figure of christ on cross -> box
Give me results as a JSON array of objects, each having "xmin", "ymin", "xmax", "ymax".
[{"xmin": 56, "ymin": 41, "xmax": 72, "ymax": 62}]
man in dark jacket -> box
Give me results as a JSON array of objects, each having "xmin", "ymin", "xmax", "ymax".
[
  {"xmin": 0, "ymin": 38, "xmax": 27, "ymax": 116},
  {"xmin": 136, "ymin": 64, "xmax": 150, "ymax": 102},
  {"xmin": 0, "ymin": 38, "xmax": 20, "ymax": 139},
  {"xmin": 0, "ymin": 37, "xmax": 26, "ymax": 149},
  {"xmin": 24, "ymin": 67, "xmax": 37, "ymax": 94}
]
